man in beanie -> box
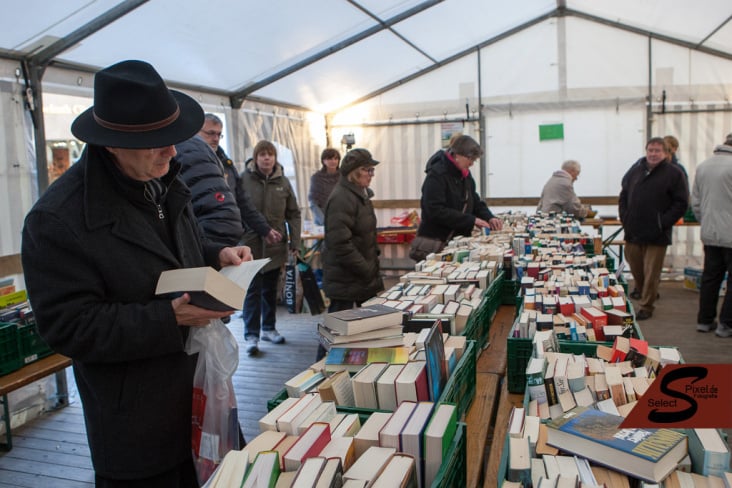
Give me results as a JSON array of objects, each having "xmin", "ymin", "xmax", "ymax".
[
  {"xmin": 320, "ymin": 148, "xmax": 384, "ymax": 359},
  {"xmin": 21, "ymin": 60, "xmax": 252, "ymax": 487}
]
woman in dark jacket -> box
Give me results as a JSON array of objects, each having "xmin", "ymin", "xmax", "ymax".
[
  {"xmin": 415, "ymin": 135, "xmax": 502, "ymax": 255},
  {"xmin": 319, "ymin": 149, "xmax": 384, "ymax": 359}
]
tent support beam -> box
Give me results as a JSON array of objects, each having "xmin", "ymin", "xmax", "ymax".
[
  {"xmin": 565, "ymin": 8, "xmax": 732, "ymax": 62},
  {"xmin": 229, "ymin": 0, "xmax": 442, "ymax": 108},
  {"xmin": 334, "ymin": 5, "xmax": 732, "ymax": 114},
  {"xmin": 334, "ymin": 9, "xmax": 558, "ymax": 113},
  {"xmin": 31, "ymin": 0, "xmax": 149, "ymax": 66}
]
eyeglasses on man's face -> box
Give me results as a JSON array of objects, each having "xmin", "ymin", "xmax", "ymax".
[
  {"xmin": 360, "ymin": 167, "xmax": 375, "ymax": 175},
  {"xmin": 201, "ymin": 130, "xmax": 223, "ymax": 140}
]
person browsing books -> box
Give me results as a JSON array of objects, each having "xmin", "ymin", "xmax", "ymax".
[
  {"xmin": 21, "ymin": 60, "xmax": 253, "ymax": 487},
  {"xmin": 537, "ymin": 160, "xmax": 592, "ymax": 219},
  {"xmin": 411, "ymin": 135, "xmax": 502, "ymax": 261},
  {"xmin": 319, "ymin": 149, "xmax": 385, "ymax": 360},
  {"xmin": 239, "ymin": 140, "xmax": 302, "ymax": 354}
]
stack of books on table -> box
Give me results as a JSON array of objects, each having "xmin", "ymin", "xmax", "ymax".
[{"xmin": 317, "ymin": 303, "xmax": 406, "ymax": 352}]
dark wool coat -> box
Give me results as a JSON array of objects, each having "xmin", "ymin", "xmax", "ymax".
[
  {"xmin": 21, "ymin": 146, "xmax": 223, "ymax": 479},
  {"xmin": 177, "ymin": 136, "xmax": 244, "ymax": 246},
  {"xmin": 619, "ymin": 157, "xmax": 689, "ymax": 246},
  {"xmin": 417, "ymin": 150, "xmax": 495, "ymax": 242},
  {"xmin": 322, "ymin": 178, "xmax": 383, "ymax": 302},
  {"xmin": 239, "ymin": 160, "xmax": 301, "ymax": 273}
]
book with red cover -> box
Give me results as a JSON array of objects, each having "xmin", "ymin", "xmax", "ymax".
[
  {"xmin": 580, "ymin": 307, "xmax": 608, "ymax": 341},
  {"xmin": 395, "ymin": 361, "xmax": 429, "ymax": 404},
  {"xmin": 283, "ymin": 422, "xmax": 331, "ymax": 472}
]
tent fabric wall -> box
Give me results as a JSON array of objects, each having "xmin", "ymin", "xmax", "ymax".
[{"xmin": 0, "ymin": 79, "xmax": 36, "ymax": 256}]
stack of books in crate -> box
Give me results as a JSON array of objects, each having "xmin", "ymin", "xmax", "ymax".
[{"xmin": 501, "ymin": 336, "xmax": 731, "ymax": 487}]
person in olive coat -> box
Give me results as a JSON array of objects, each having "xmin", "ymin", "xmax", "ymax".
[
  {"xmin": 319, "ymin": 149, "xmax": 384, "ymax": 359},
  {"xmin": 239, "ymin": 140, "xmax": 301, "ymax": 354}
]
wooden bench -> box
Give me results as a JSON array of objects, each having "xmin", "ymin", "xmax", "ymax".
[{"xmin": 0, "ymin": 353, "xmax": 72, "ymax": 450}]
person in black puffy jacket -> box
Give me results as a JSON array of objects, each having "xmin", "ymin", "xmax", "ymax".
[{"xmin": 176, "ymin": 135, "xmax": 245, "ymax": 246}]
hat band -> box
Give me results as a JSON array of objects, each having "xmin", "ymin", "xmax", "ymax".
[{"xmin": 92, "ymin": 106, "xmax": 180, "ymax": 133}]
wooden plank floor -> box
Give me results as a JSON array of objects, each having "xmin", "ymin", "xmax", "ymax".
[{"xmin": 0, "ymin": 307, "xmax": 322, "ymax": 487}]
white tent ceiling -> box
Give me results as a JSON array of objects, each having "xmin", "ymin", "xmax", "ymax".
[{"xmin": 2, "ymin": 0, "xmax": 731, "ymax": 114}]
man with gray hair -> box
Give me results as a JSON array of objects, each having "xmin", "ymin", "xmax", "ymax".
[
  {"xmin": 537, "ymin": 160, "xmax": 591, "ymax": 218},
  {"xmin": 692, "ymin": 132, "xmax": 732, "ymax": 337}
]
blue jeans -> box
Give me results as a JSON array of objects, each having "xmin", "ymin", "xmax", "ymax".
[
  {"xmin": 243, "ymin": 268, "xmax": 280, "ymax": 339},
  {"xmin": 697, "ymin": 245, "xmax": 732, "ymax": 326}
]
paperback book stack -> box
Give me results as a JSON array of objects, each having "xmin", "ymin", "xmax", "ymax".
[{"xmin": 317, "ymin": 303, "xmax": 405, "ymax": 353}]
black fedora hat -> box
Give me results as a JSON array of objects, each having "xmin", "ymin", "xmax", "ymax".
[{"xmin": 71, "ymin": 60, "xmax": 204, "ymax": 149}]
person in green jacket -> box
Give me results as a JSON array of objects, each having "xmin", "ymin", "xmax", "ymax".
[{"xmin": 239, "ymin": 140, "xmax": 302, "ymax": 354}]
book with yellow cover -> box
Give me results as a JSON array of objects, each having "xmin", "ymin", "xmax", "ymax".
[{"xmin": 324, "ymin": 346, "xmax": 410, "ymax": 373}]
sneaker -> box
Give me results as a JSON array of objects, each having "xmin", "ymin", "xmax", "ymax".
[
  {"xmin": 715, "ymin": 322, "xmax": 732, "ymax": 338},
  {"xmin": 629, "ymin": 289, "xmax": 641, "ymax": 300},
  {"xmin": 261, "ymin": 329, "xmax": 285, "ymax": 344},
  {"xmin": 636, "ymin": 309, "xmax": 653, "ymax": 321},
  {"xmin": 697, "ymin": 321, "xmax": 716, "ymax": 332},
  {"xmin": 245, "ymin": 337, "xmax": 259, "ymax": 355}
]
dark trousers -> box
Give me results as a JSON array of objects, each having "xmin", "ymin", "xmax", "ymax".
[
  {"xmin": 243, "ymin": 268, "xmax": 280, "ymax": 339},
  {"xmin": 95, "ymin": 458, "xmax": 199, "ymax": 488},
  {"xmin": 316, "ymin": 299, "xmax": 362, "ymax": 360},
  {"xmin": 697, "ymin": 244, "xmax": 732, "ymax": 326}
]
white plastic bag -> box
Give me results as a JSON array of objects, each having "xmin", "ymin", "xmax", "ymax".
[{"xmin": 186, "ymin": 318, "xmax": 240, "ymax": 485}]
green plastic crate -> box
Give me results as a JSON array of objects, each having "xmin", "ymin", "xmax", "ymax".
[
  {"xmin": 17, "ymin": 321, "xmax": 54, "ymax": 365},
  {"xmin": 464, "ymin": 271, "xmax": 504, "ymax": 348},
  {"xmin": 439, "ymin": 340, "xmax": 476, "ymax": 420},
  {"xmin": 501, "ymin": 279, "xmax": 519, "ymax": 305},
  {"xmin": 506, "ymin": 300, "xmax": 644, "ymax": 394},
  {"xmin": 431, "ymin": 421, "xmax": 466, "ymax": 488},
  {"xmin": 0, "ymin": 322, "xmax": 22, "ymax": 376},
  {"xmin": 267, "ymin": 340, "xmax": 477, "ymax": 422}
]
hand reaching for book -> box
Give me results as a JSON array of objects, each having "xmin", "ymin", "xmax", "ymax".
[{"xmin": 171, "ymin": 293, "xmax": 235, "ymax": 327}]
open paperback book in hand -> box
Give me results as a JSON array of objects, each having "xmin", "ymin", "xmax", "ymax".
[{"xmin": 155, "ymin": 258, "xmax": 270, "ymax": 311}]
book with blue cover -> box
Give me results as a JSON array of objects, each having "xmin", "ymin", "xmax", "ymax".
[{"xmin": 546, "ymin": 407, "xmax": 688, "ymax": 483}]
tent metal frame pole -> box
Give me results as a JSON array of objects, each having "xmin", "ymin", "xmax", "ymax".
[
  {"xmin": 646, "ymin": 35, "xmax": 653, "ymax": 140},
  {"xmin": 25, "ymin": 62, "xmax": 49, "ymax": 194},
  {"xmin": 477, "ymin": 46, "xmax": 487, "ymax": 197}
]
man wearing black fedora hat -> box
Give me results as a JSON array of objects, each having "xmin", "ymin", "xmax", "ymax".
[{"xmin": 21, "ymin": 60, "xmax": 252, "ymax": 487}]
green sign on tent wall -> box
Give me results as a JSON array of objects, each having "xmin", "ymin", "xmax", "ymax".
[{"xmin": 539, "ymin": 123, "xmax": 564, "ymax": 141}]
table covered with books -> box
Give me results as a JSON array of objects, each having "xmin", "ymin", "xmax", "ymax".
[{"xmin": 205, "ymin": 212, "xmax": 729, "ymax": 487}]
